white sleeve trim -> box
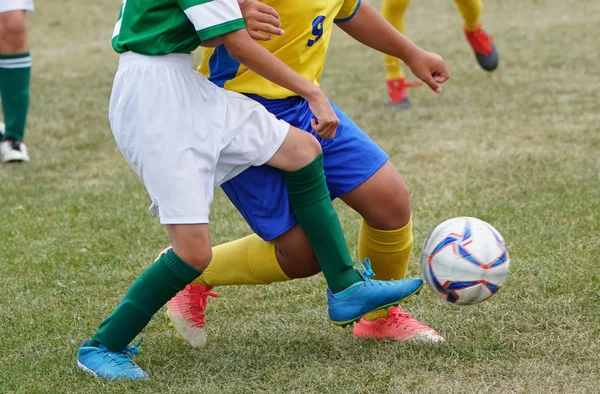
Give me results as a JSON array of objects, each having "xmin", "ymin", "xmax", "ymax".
[{"xmin": 183, "ymin": 0, "xmax": 243, "ymax": 32}]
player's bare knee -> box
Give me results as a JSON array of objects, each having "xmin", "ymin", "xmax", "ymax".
[
  {"xmin": 0, "ymin": 12, "xmax": 27, "ymax": 52},
  {"xmin": 290, "ymin": 130, "xmax": 322, "ymax": 169},
  {"xmin": 166, "ymin": 224, "xmax": 212, "ymax": 270},
  {"xmin": 379, "ymin": 177, "xmax": 411, "ymax": 228},
  {"xmin": 269, "ymin": 127, "xmax": 322, "ymax": 171},
  {"xmin": 176, "ymin": 246, "xmax": 212, "ymax": 271},
  {"xmin": 346, "ymin": 162, "xmax": 412, "ymax": 229},
  {"xmin": 304, "ymin": 132, "xmax": 322, "ymax": 158}
]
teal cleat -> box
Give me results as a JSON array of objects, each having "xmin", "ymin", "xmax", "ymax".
[
  {"xmin": 327, "ymin": 259, "xmax": 424, "ymax": 327},
  {"xmin": 76, "ymin": 339, "xmax": 148, "ymax": 380}
]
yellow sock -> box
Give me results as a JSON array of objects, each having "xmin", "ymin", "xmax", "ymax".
[
  {"xmin": 359, "ymin": 218, "xmax": 414, "ymax": 321},
  {"xmin": 381, "ymin": 0, "xmax": 410, "ymax": 80},
  {"xmin": 454, "ymin": 0, "xmax": 482, "ymax": 31},
  {"xmin": 193, "ymin": 235, "xmax": 290, "ymax": 286}
]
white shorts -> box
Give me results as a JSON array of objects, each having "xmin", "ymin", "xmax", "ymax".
[
  {"xmin": 0, "ymin": 0, "xmax": 34, "ymax": 12},
  {"xmin": 109, "ymin": 52, "xmax": 289, "ymax": 224}
]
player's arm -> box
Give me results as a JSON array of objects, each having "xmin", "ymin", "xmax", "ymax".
[
  {"xmin": 177, "ymin": 0, "xmax": 337, "ymax": 138},
  {"xmin": 336, "ymin": 0, "xmax": 450, "ymax": 93},
  {"xmin": 226, "ymin": 30, "xmax": 338, "ymax": 138}
]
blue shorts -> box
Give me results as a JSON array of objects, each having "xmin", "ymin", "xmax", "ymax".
[{"xmin": 221, "ymin": 96, "xmax": 388, "ymax": 241}]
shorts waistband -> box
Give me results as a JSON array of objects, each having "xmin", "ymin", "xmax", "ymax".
[
  {"xmin": 118, "ymin": 52, "xmax": 193, "ymax": 69},
  {"xmin": 244, "ymin": 94, "xmax": 305, "ymax": 113}
]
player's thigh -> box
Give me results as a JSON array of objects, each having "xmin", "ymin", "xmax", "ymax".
[
  {"xmin": 313, "ymin": 102, "xmax": 410, "ymax": 229},
  {"xmin": 165, "ymin": 224, "xmax": 212, "ymax": 270},
  {"xmin": 221, "ymin": 164, "xmax": 296, "ymax": 243},
  {"xmin": 109, "ymin": 56, "xmax": 219, "ymax": 226},
  {"xmin": 340, "ymin": 160, "xmax": 411, "ymax": 230},
  {"xmin": 214, "ymin": 90, "xmax": 292, "ymax": 185}
]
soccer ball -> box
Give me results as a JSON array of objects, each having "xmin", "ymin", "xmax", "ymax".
[{"xmin": 420, "ymin": 217, "xmax": 510, "ymax": 305}]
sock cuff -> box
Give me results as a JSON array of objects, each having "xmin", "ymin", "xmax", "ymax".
[
  {"xmin": 463, "ymin": 22, "xmax": 481, "ymax": 32},
  {"xmin": 162, "ymin": 249, "xmax": 201, "ymax": 283},
  {"xmin": 360, "ymin": 218, "xmax": 413, "ymax": 252},
  {"xmin": 283, "ymin": 154, "xmax": 324, "ymax": 184},
  {"xmin": 0, "ymin": 53, "xmax": 31, "ymax": 69},
  {"xmin": 361, "ymin": 218, "xmax": 412, "ymax": 238}
]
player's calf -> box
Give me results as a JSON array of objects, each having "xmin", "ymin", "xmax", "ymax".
[{"xmin": 273, "ymin": 225, "xmax": 321, "ymax": 279}]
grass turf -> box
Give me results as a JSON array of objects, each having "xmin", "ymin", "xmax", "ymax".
[{"xmin": 1, "ymin": 0, "xmax": 599, "ymax": 392}]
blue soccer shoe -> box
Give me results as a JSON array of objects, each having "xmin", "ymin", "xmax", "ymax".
[
  {"xmin": 77, "ymin": 339, "xmax": 148, "ymax": 380},
  {"xmin": 327, "ymin": 259, "xmax": 424, "ymax": 327}
]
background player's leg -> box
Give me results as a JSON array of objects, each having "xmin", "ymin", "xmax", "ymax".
[
  {"xmin": 381, "ymin": 0, "xmax": 416, "ymax": 107},
  {"xmin": 454, "ymin": 0, "xmax": 482, "ymax": 31},
  {"xmin": 0, "ymin": 10, "xmax": 31, "ymax": 162},
  {"xmin": 454, "ymin": 0, "xmax": 499, "ymax": 71}
]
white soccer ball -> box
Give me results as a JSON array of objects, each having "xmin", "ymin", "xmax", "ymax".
[{"xmin": 420, "ymin": 217, "xmax": 510, "ymax": 305}]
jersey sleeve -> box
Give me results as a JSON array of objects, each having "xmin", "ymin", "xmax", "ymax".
[
  {"xmin": 334, "ymin": 0, "xmax": 361, "ymax": 23},
  {"xmin": 177, "ymin": 0, "xmax": 246, "ymax": 42}
]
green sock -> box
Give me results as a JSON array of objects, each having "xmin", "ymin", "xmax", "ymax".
[
  {"xmin": 89, "ymin": 249, "xmax": 200, "ymax": 351},
  {"xmin": 284, "ymin": 154, "xmax": 362, "ymax": 293},
  {"xmin": 0, "ymin": 53, "xmax": 31, "ymax": 142}
]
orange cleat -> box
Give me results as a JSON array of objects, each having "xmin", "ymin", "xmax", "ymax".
[
  {"xmin": 386, "ymin": 78, "xmax": 422, "ymax": 108},
  {"xmin": 353, "ymin": 306, "xmax": 444, "ymax": 343},
  {"xmin": 464, "ymin": 25, "xmax": 499, "ymax": 71},
  {"xmin": 166, "ymin": 284, "xmax": 217, "ymax": 348}
]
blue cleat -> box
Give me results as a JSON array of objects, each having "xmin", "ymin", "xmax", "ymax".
[
  {"xmin": 327, "ymin": 259, "xmax": 424, "ymax": 327},
  {"xmin": 76, "ymin": 339, "xmax": 149, "ymax": 380}
]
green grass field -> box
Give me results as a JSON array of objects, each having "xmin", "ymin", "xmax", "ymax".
[{"xmin": 1, "ymin": 0, "xmax": 599, "ymax": 392}]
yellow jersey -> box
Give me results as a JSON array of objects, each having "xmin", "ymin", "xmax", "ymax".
[{"xmin": 200, "ymin": 0, "xmax": 361, "ymax": 99}]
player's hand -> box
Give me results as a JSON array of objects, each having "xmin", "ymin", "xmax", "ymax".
[
  {"xmin": 405, "ymin": 48, "xmax": 450, "ymax": 93},
  {"xmin": 307, "ymin": 90, "xmax": 339, "ymax": 139},
  {"xmin": 238, "ymin": 0, "xmax": 284, "ymax": 41}
]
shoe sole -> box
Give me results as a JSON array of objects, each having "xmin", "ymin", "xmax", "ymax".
[
  {"xmin": 475, "ymin": 43, "xmax": 499, "ymax": 71},
  {"xmin": 331, "ymin": 282, "xmax": 424, "ymax": 328},
  {"xmin": 165, "ymin": 310, "xmax": 188, "ymax": 346},
  {"xmin": 77, "ymin": 360, "xmax": 99, "ymax": 377},
  {"xmin": 354, "ymin": 331, "xmax": 446, "ymax": 343},
  {"xmin": 386, "ymin": 98, "xmax": 411, "ymax": 109},
  {"xmin": 165, "ymin": 310, "xmax": 207, "ymax": 349}
]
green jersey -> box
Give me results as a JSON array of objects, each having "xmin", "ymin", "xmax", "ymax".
[{"xmin": 111, "ymin": 0, "xmax": 246, "ymax": 55}]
